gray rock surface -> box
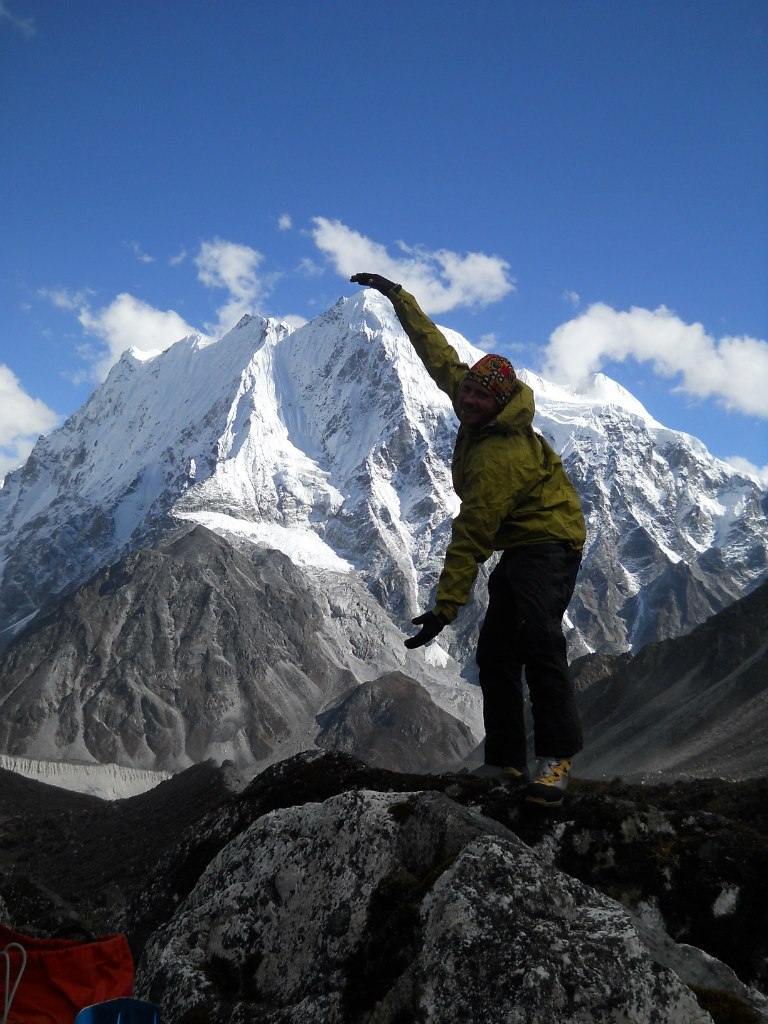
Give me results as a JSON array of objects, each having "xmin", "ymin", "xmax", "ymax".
[
  {"xmin": 415, "ymin": 837, "xmax": 711, "ymax": 1024},
  {"xmin": 0, "ymin": 527, "xmax": 476, "ymax": 771},
  {"xmin": 136, "ymin": 788, "xmax": 711, "ymax": 1023},
  {"xmin": 315, "ymin": 671, "xmax": 475, "ymax": 772},
  {"xmin": 628, "ymin": 902, "xmax": 768, "ymax": 1019}
]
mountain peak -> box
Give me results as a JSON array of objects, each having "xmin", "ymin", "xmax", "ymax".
[{"xmin": 581, "ymin": 372, "xmax": 659, "ymax": 421}]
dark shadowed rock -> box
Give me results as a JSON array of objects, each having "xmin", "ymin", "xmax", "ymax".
[{"xmin": 1, "ymin": 752, "xmax": 766, "ymax": 1022}]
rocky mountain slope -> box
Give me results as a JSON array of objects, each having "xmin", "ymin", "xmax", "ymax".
[
  {"xmin": 575, "ymin": 578, "xmax": 768, "ymax": 782},
  {"xmin": 1, "ymin": 753, "xmax": 766, "ymax": 1023},
  {"xmin": 1, "ymin": 523, "xmax": 765, "ymax": 778},
  {"xmin": 0, "ymin": 526, "xmax": 479, "ymax": 771}
]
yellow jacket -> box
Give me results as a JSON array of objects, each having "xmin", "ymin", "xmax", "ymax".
[{"xmin": 390, "ymin": 288, "xmax": 586, "ymax": 623}]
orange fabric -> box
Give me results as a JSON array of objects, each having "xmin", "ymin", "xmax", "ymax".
[{"xmin": 1, "ymin": 925, "xmax": 134, "ymax": 1024}]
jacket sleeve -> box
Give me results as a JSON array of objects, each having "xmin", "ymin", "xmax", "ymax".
[
  {"xmin": 433, "ymin": 506, "xmax": 503, "ymax": 623},
  {"xmin": 389, "ymin": 289, "xmax": 469, "ymax": 402},
  {"xmin": 432, "ymin": 442, "xmax": 522, "ymax": 623}
]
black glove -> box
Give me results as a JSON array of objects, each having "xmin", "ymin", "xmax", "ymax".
[
  {"xmin": 404, "ymin": 610, "xmax": 446, "ymax": 649},
  {"xmin": 350, "ymin": 272, "xmax": 400, "ymax": 296}
]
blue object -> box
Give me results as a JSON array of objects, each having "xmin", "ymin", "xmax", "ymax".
[{"xmin": 74, "ymin": 997, "xmax": 161, "ymax": 1023}]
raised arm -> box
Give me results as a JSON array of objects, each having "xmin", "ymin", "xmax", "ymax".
[{"xmin": 350, "ymin": 273, "xmax": 469, "ymax": 402}]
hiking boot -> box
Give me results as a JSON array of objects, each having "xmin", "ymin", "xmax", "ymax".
[
  {"xmin": 525, "ymin": 758, "xmax": 571, "ymax": 806},
  {"xmin": 472, "ymin": 763, "xmax": 530, "ymax": 783}
]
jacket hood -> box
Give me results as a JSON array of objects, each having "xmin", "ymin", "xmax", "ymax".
[{"xmin": 493, "ymin": 380, "xmax": 535, "ymax": 434}]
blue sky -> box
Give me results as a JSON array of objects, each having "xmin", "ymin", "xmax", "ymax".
[{"xmin": 1, "ymin": 0, "xmax": 767, "ymax": 482}]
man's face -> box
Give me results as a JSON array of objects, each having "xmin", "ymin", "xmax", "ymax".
[{"xmin": 457, "ymin": 378, "xmax": 501, "ymax": 428}]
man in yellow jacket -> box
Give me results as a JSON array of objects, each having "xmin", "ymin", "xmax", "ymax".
[{"xmin": 351, "ymin": 273, "xmax": 587, "ymax": 806}]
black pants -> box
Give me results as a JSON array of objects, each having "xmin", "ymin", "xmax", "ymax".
[{"xmin": 476, "ymin": 543, "xmax": 582, "ymax": 767}]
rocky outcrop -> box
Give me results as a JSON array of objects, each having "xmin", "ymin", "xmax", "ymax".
[
  {"xmin": 2, "ymin": 753, "xmax": 766, "ymax": 1023},
  {"xmin": 137, "ymin": 788, "xmax": 712, "ymax": 1023}
]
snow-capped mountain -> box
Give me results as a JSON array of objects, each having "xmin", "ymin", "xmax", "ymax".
[
  {"xmin": 526, "ymin": 369, "xmax": 768, "ymax": 652},
  {"xmin": 1, "ymin": 290, "xmax": 764, "ymax": 661}
]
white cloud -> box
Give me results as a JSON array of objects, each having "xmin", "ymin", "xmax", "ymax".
[
  {"xmin": 298, "ymin": 257, "xmax": 323, "ymax": 277},
  {"xmin": 722, "ymin": 455, "xmax": 768, "ymax": 487},
  {"xmin": 128, "ymin": 241, "xmax": 155, "ymax": 264},
  {"xmin": 79, "ymin": 294, "xmax": 198, "ymax": 379},
  {"xmin": 563, "ymin": 289, "xmax": 580, "ymax": 309},
  {"xmin": 38, "ymin": 286, "xmax": 93, "ymax": 310},
  {"xmin": 544, "ymin": 303, "xmax": 768, "ymax": 418},
  {"xmin": 169, "ymin": 248, "xmax": 188, "ymax": 266},
  {"xmin": 0, "ymin": 365, "xmax": 59, "ymax": 481},
  {"xmin": 280, "ymin": 313, "xmax": 309, "ymax": 330},
  {"xmin": 39, "ymin": 237, "xmax": 274, "ymax": 380},
  {"xmin": 0, "ymin": 1, "xmax": 35, "ymax": 37},
  {"xmin": 311, "ymin": 217, "xmax": 515, "ymax": 314},
  {"xmin": 194, "ymin": 238, "xmax": 272, "ymax": 335},
  {"xmin": 278, "ymin": 214, "xmax": 292, "ymax": 231}
]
